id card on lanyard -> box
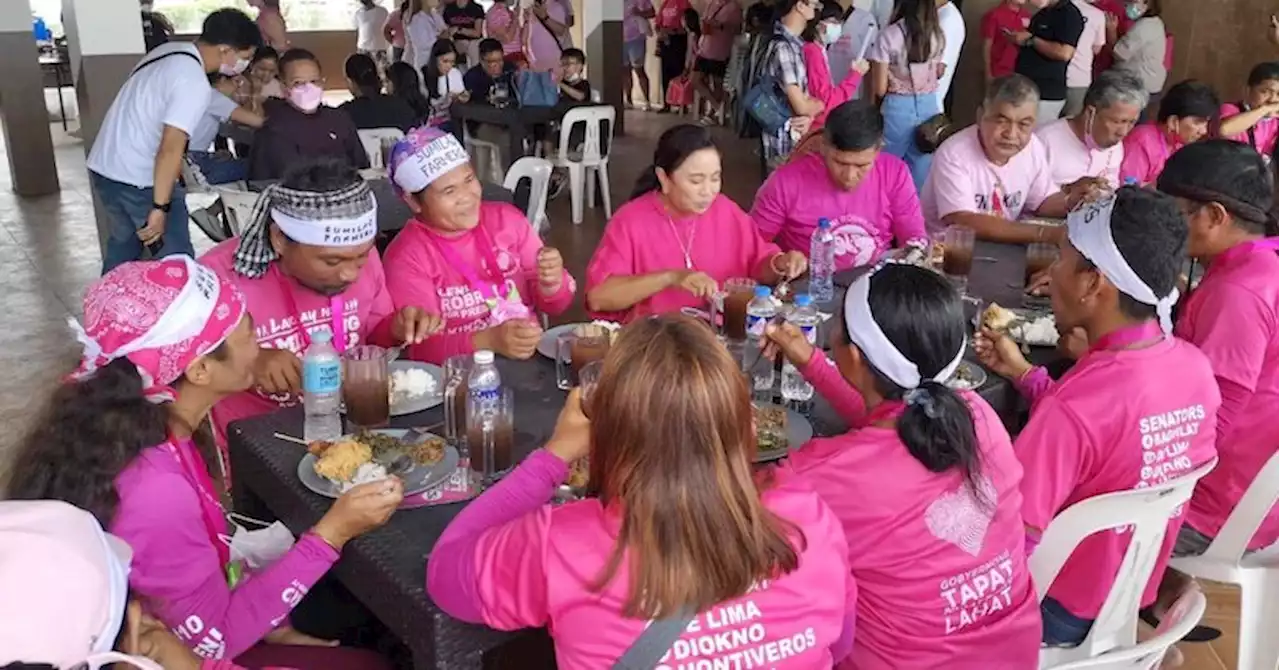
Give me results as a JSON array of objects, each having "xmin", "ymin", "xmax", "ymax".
[
  {"xmin": 425, "ymin": 223, "xmax": 531, "ymax": 322},
  {"xmin": 164, "ymin": 438, "xmax": 243, "ymax": 588}
]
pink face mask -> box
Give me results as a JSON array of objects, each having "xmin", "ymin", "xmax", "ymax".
[
  {"xmin": 1083, "ymin": 109, "xmax": 1100, "ymax": 152},
  {"xmin": 289, "ymin": 83, "xmax": 324, "ymax": 112}
]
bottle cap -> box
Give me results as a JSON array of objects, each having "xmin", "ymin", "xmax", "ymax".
[
  {"xmin": 1123, "ymin": 176, "xmax": 1138, "ymax": 186},
  {"xmin": 754, "ymin": 285, "xmax": 772, "ymax": 298},
  {"xmin": 793, "ymin": 294, "xmax": 812, "ymax": 307},
  {"xmin": 474, "ymin": 350, "xmax": 495, "ymax": 365},
  {"xmin": 312, "ymin": 330, "xmax": 332, "ymax": 344},
  {"xmin": 817, "ymin": 217, "xmax": 831, "ymax": 229}
]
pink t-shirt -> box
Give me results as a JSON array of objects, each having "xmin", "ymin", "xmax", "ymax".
[
  {"xmin": 867, "ymin": 21, "xmax": 943, "ymax": 95},
  {"xmin": 782, "ymin": 355, "xmax": 1041, "ymax": 670},
  {"xmin": 1119, "ymin": 122, "xmax": 1178, "ymax": 186},
  {"xmin": 1066, "ymin": 0, "xmax": 1106, "ymax": 88},
  {"xmin": 486, "ymin": 4, "xmax": 524, "ymax": 55},
  {"xmin": 1034, "ymin": 118, "xmax": 1124, "ymax": 188},
  {"xmin": 468, "ymin": 461, "xmax": 854, "ymax": 669},
  {"xmin": 201, "ymin": 240, "xmax": 396, "ymax": 438},
  {"xmin": 1220, "ymin": 102, "xmax": 1280, "ymax": 158},
  {"xmin": 921, "ymin": 126, "xmax": 1057, "ymax": 232},
  {"xmin": 1176, "ymin": 238, "xmax": 1280, "ymax": 550},
  {"xmin": 527, "ymin": 0, "xmax": 571, "ymax": 72},
  {"xmin": 587, "ymin": 191, "xmax": 781, "ymax": 322},
  {"xmin": 697, "ymin": 0, "xmax": 742, "ymax": 62},
  {"xmin": 386, "ymin": 9, "xmax": 405, "ymax": 48},
  {"xmin": 1017, "ymin": 336, "xmax": 1221, "ymax": 619},
  {"xmin": 382, "ymin": 203, "xmax": 575, "ymax": 364},
  {"xmin": 751, "ymin": 152, "xmax": 927, "ymax": 271}
]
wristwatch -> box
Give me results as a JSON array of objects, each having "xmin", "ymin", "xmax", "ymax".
[{"xmin": 152, "ymin": 201, "xmax": 172, "ymax": 213}]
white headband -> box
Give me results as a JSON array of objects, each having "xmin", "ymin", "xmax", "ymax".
[
  {"xmin": 1067, "ymin": 196, "xmax": 1179, "ymax": 334},
  {"xmin": 392, "ymin": 134, "xmax": 471, "ymax": 194},
  {"xmin": 843, "ymin": 263, "xmax": 966, "ymax": 390},
  {"xmin": 272, "ymin": 197, "xmax": 378, "ymax": 247}
]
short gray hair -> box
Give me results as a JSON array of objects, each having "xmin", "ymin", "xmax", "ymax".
[
  {"xmin": 983, "ymin": 74, "xmax": 1041, "ymax": 109},
  {"xmin": 1083, "ymin": 71, "xmax": 1150, "ymax": 112}
]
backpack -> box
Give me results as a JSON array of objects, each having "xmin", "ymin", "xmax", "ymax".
[
  {"xmin": 735, "ymin": 33, "xmax": 790, "ymax": 139},
  {"xmin": 515, "ymin": 69, "xmax": 559, "ymax": 107}
]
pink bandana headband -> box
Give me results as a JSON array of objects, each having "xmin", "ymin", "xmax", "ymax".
[
  {"xmin": 388, "ymin": 125, "xmax": 471, "ymax": 198},
  {"xmin": 69, "ymin": 256, "xmax": 247, "ymax": 402}
]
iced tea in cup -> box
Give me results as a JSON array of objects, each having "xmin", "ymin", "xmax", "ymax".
[
  {"xmin": 342, "ymin": 345, "xmax": 390, "ymax": 429},
  {"xmin": 711, "ymin": 278, "xmax": 757, "ymax": 341},
  {"xmin": 467, "ymin": 387, "xmax": 514, "ymax": 481},
  {"xmin": 555, "ymin": 324, "xmax": 616, "ymax": 390},
  {"xmin": 941, "ymin": 227, "xmax": 976, "ymax": 295}
]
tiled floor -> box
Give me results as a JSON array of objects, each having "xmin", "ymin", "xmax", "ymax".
[{"xmin": 0, "ymin": 110, "xmax": 1250, "ymax": 669}]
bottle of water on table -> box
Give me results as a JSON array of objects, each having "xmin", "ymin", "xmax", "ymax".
[
  {"xmin": 810, "ymin": 218, "xmax": 836, "ymax": 303},
  {"xmin": 303, "ymin": 330, "xmax": 342, "ymax": 442},
  {"xmin": 467, "ymin": 350, "xmax": 504, "ymax": 476},
  {"xmin": 781, "ymin": 294, "xmax": 818, "ymax": 403},
  {"xmin": 745, "ymin": 285, "xmax": 778, "ymax": 393}
]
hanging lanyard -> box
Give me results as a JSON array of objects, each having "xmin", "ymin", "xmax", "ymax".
[
  {"xmin": 1087, "ymin": 320, "xmax": 1164, "ymax": 355},
  {"xmin": 163, "ymin": 438, "xmax": 233, "ymax": 575},
  {"xmin": 279, "ymin": 273, "xmax": 347, "ymax": 354},
  {"xmin": 422, "ymin": 221, "xmax": 507, "ymax": 302}
]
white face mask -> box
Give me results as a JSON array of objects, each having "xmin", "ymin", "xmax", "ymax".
[
  {"xmin": 222, "ymin": 516, "xmax": 296, "ymax": 570},
  {"xmin": 822, "ymin": 22, "xmax": 843, "ymax": 45}
]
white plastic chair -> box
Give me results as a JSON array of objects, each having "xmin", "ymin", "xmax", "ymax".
[
  {"xmin": 462, "ymin": 124, "xmax": 504, "ymax": 184},
  {"xmin": 502, "ymin": 157, "xmax": 553, "ymax": 234},
  {"xmin": 215, "ymin": 187, "xmax": 262, "ymax": 238},
  {"xmin": 1046, "ymin": 590, "xmax": 1208, "ymax": 670},
  {"xmin": 1170, "ymin": 451, "xmax": 1280, "ymax": 670},
  {"xmin": 551, "ymin": 105, "xmax": 615, "ymax": 225},
  {"xmin": 1030, "ymin": 459, "xmax": 1218, "ymax": 669},
  {"xmin": 590, "ymin": 88, "xmax": 602, "ymax": 103},
  {"xmin": 357, "ymin": 127, "xmax": 405, "ymax": 169}
]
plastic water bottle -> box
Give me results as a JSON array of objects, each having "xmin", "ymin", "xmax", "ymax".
[
  {"xmin": 744, "ymin": 286, "xmax": 778, "ymax": 391},
  {"xmin": 781, "ymin": 294, "xmax": 819, "ymax": 402},
  {"xmin": 810, "ymin": 218, "xmax": 836, "ymax": 303},
  {"xmin": 302, "ymin": 331, "xmax": 342, "ymax": 442},
  {"xmin": 467, "ymin": 350, "xmax": 502, "ymax": 428}
]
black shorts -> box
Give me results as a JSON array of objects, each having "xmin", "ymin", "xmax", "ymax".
[{"xmin": 694, "ymin": 57, "xmax": 728, "ymax": 78}]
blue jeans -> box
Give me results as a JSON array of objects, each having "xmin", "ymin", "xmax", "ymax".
[
  {"xmin": 881, "ymin": 92, "xmax": 941, "ymax": 192},
  {"xmin": 90, "ymin": 171, "xmax": 192, "ymax": 274},
  {"xmin": 188, "ymin": 150, "xmax": 248, "ymax": 185},
  {"xmin": 1041, "ymin": 596, "xmax": 1093, "ymax": 646}
]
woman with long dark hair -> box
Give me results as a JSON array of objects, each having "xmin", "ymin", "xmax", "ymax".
[
  {"xmin": 339, "ymin": 52, "xmax": 418, "ymax": 131},
  {"xmin": 766, "ymin": 262, "xmax": 1041, "ymax": 667},
  {"xmin": 5, "ymin": 257, "xmax": 400, "ymax": 668},
  {"xmin": 585, "ymin": 124, "xmax": 806, "ymax": 321},
  {"xmin": 427, "ymin": 314, "xmax": 856, "ymax": 667},
  {"xmin": 867, "ymin": 0, "xmax": 946, "ymax": 190},
  {"xmin": 654, "ymin": 0, "xmax": 691, "ymax": 111},
  {"xmin": 422, "ymin": 38, "xmax": 469, "ymax": 129},
  {"xmin": 387, "ymin": 60, "xmax": 433, "ymax": 122}
]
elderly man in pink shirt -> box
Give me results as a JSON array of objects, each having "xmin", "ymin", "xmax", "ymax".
[
  {"xmin": 1035, "ymin": 69, "xmax": 1144, "ymax": 189},
  {"xmin": 752, "ymin": 100, "xmax": 928, "ymax": 271},
  {"xmin": 975, "ymin": 186, "xmax": 1221, "ymax": 646},
  {"xmin": 921, "ymin": 74, "xmax": 1105, "ymax": 244}
]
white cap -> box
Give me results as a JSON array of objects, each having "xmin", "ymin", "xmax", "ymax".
[{"xmin": 473, "ymin": 350, "xmax": 495, "ymax": 365}]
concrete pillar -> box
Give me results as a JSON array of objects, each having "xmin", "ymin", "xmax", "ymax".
[
  {"xmin": 581, "ymin": 0, "xmax": 625, "ymax": 134},
  {"xmin": 0, "ymin": 0, "xmax": 60, "ymax": 196},
  {"xmin": 61, "ymin": 0, "xmax": 145, "ymax": 250}
]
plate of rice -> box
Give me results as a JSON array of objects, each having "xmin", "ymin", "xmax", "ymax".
[
  {"xmin": 298, "ymin": 428, "xmax": 459, "ymax": 498},
  {"xmin": 388, "ymin": 361, "xmax": 443, "ymax": 416}
]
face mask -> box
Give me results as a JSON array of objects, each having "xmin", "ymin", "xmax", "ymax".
[
  {"xmin": 1083, "ymin": 109, "xmax": 1100, "ymax": 151},
  {"xmin": 1124, "ymin": 3, "xmax": 1144, "ymax": 19},
  {"xmin": 822, "ymin": 23, "xmax": 843, "ymax": 45},
  {"xmin": 289, "ymin": 82, "xmax": 325, "ymax": 112},
  {"xmin": 223, "ymin": 517, "xmax": 296, "ymax": 570},
  {"xmin": 220, "ymin": 57, "xmax": 250, "ymax": 76},
  {"xmin": 565, "ymin": 71, "xmax": 582, "ymax": 82}
]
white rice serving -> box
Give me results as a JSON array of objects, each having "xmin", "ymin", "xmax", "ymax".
[{"xmin": 339, "ymin": 462, "xmax": 389, "ymax": 493}]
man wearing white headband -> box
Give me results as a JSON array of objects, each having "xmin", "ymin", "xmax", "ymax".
[
  {"xmin": 202, "ymin": 158, "xmax": 443, "ymax": 438},
  {"xmin": 975, "ymin": 185, "xmax": 1221, "ymax": 646}
]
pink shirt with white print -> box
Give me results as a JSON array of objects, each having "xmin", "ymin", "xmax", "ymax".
[
  {"xmin": 201, "ymin": 239, "xmax": 397, "ymax": 438},
  {"xmin": 586, "ymin": 191, "xmax": 781, "ymax": 322},
  {"xmin": 426, "ymin": 450, "xmax": 857, "ymax": 670},
  {"xmin": 1118, "ymin": 122, "xmax": 1179, "ymax": 186},
  {"xmin": 783, "ymin": 351, "xmax": 1042, "ymax": 670},
  {"xmin": 382, "ymin": 202, "xmax": 575, "ymax": 364},
  {"xmin": 1014, "ymin": 331, "xmax": 1221, "ymax": 620},
  {"xmin": 751, "ymin": 152, "xmax": 927, "ymax": 272},
  {"xmin": 921, "ymin": 126, "xmax": 1057, "ymax": 233}
]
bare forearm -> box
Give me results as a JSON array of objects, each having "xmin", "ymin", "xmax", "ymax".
[
  {"xmin": 1031, "ymin": 37, "xmax": 1074, "ymax": 62},
  {"xmin": 943, "ymin": 212, "xmax": 1053, "ymax": 244},
  {"xmin": 229, "ymin": 107, "xmax": 264, "ymax": 129},
  {"xmin": 1220, "ymin": 108, "xmax": 1272, "ymax": 137},
  {"xmin": 587, "ymin": 272, "xmax": 677, "ymax": 312},
  {"xmin": 559, "ymin": 84, "xmax": 587, "ymax": 101},
  {"xmin": 152, "ymin": 139, "xmax": 187, "ymax": 205}
]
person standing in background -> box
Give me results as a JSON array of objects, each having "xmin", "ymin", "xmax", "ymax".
[
  {"xmin": 1091, "ymin": 0, "xmax": 1133, "ymax": 74},
  {"xmin": 443, "ymin": 0, "xmax": 486, "ymax": 66},
  {"xmin": 868, "ymin": 0, "xmax": 946, "ymax": 190},
  {"xmin": 622, "ymin": 0, "xmax": 656, "ymax": 110},
  {"xmin": 981, "ymin": 0, "xmax": 1029, "ymax": 87},
  {"xmin": 935, "ymin": 0, "xmax": 964, "ymax": 112},
  {"xmin": 692, "ymin": 0, "xmax": 742, "ymax": 125},
  {"xmin": 655, "ymin": 0, "xmax": 692, "ymax": 112},
  {"xmin": 1013, "ymin": 0, "xmax": 1085, "ymax": 124},
  {"xmin": 1062, "ymin": 0, "xmax": 1105, "ymax": 117},
  {"xmin": 355, "ymin": 0, "xmax": 392, "ymax": 70},
  {"xmin": 827, "ymin": 4, "xmax": 879, "ymax": 100},
  {"xmin": 404, "ymin": 0, "xmax": 448, "ymax": 74},
  {"xmin": 485, "ymin": 0, "xmax": 526, "ymax": 63},
  {"xmin": 249, "ymin": 0, "xmax": 290, "ymax": 51},
  {"xmin": 802, "ymin": 2, "xmax": 868, "ymax": 130},
  {"xmin": 760, "ymin": 0, "xmax": 823, "ymax": 173},
  {"xmin": 1109, "ymin": 0, "xmax": 1167, "ymax": 122},
  {"xmin": 527, "ymin": 0, "xmax": 574, "ymax": 72},
  {"xmin": 386, "ymin": 2, "xmax": 407, "ymax": 62}
]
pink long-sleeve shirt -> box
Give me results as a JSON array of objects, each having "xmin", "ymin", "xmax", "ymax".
[
  {"xmin": 426, "ymin": 449, "xmax": 858, "ymax": 669},
  {"xmin": 1012, "ymin": 329, "xmax": 1220, "ymax": 620},
  {"xmin": 112, "ymin": 439, "xmax": 339, "ymax": 661},
  {"xmin": 382, "ymin": 203, "xmax": 575, "ymax": 364},
  {"xmin": 751, "ymin": 153, "xmax": 927, "ymax": 272},
  {"xmin": 1175, "ymin": 238, "xmax": 1279, "ymax": 551},
  {"xmin": 586, "ymin": 191, "xmax": 782, "ymax": 322},
  {"xmin": 202, "ymin": 240, "xmax": 397, "ymax": 442},
  {"xmin": 802, "ymin": 41, "xmax": 863, "ymax": 129},
  {"xmin": 786, "ymin": 351, "xmax": 1042, "ymax": 669}
]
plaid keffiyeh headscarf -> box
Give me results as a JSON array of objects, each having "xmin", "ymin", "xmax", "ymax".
[{"xmin": 232, "ymin": 180, "xmax": 379, "ymax": 278}]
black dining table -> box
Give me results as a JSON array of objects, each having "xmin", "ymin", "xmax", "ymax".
[
  {"xmin": 226, "ymin": 238, "xmax": 1061, "ymax": 669},
  {"xmin": 449, "ymin": 102, "xmax": 565, "ymax": 171}
]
